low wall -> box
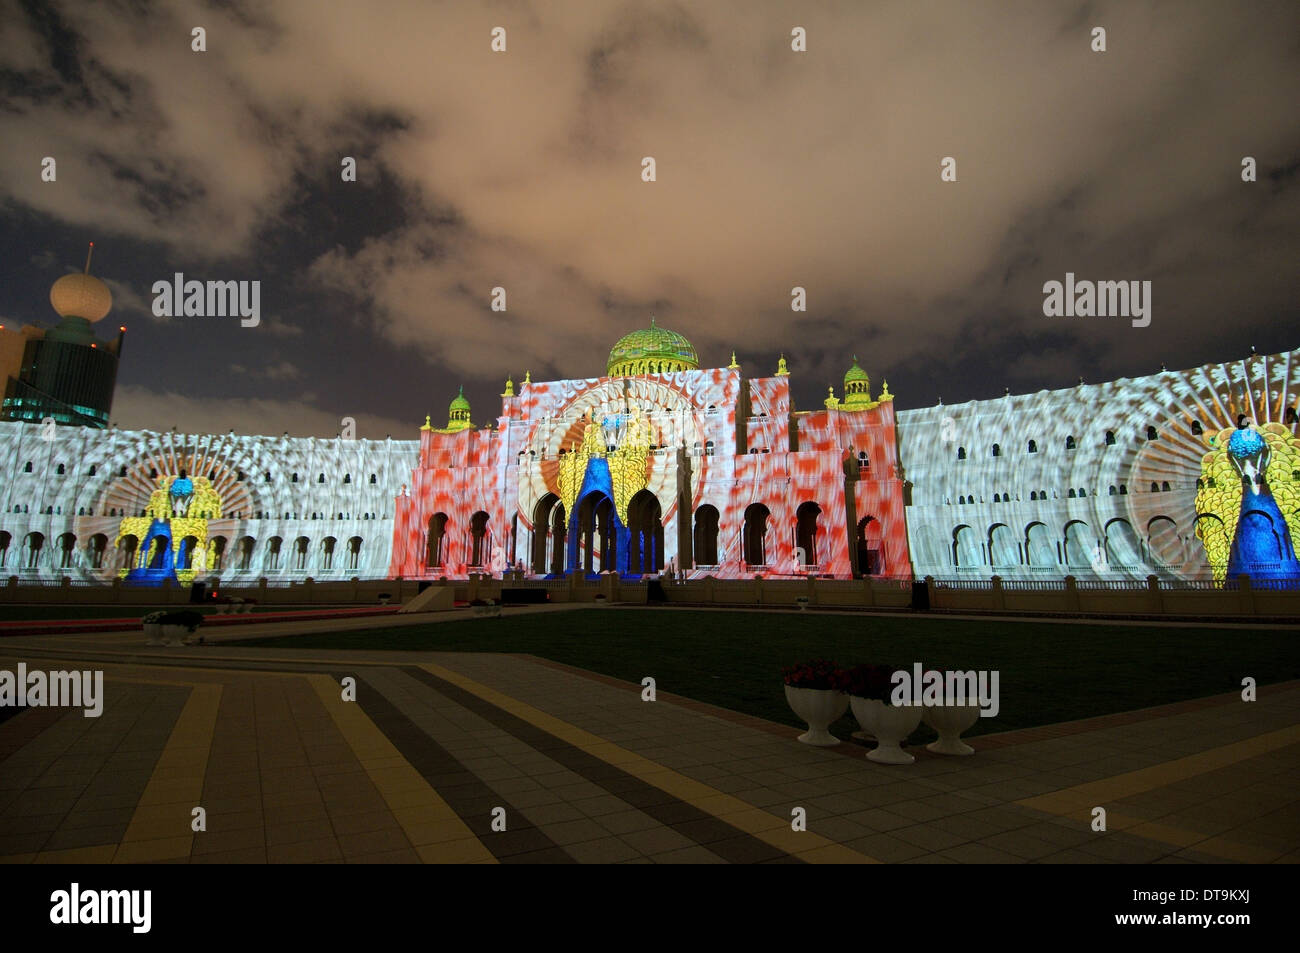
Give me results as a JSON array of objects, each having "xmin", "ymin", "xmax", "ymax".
[{"xmin": 4, "ymin": 573, "xmax": 1297, "ymax": 619}]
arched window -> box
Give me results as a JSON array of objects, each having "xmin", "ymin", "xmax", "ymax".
[
  {"xmin": 1284, "ymin": 407, "xmax": 1297, "ymax": 425},
  {"xmin": 1151, "ymin": 482, "xmax": 1160, "ymax": 493},
  {"xmin": 1027, "ymin": 440, "xmax": 1037, "ymax": 453},
  {"xmin": 1105, "ymin": 430, "xmax": 1115, "ymax": 446},
  {"xmin": 742, "ymin": 503, "xmax": 770, "ymax": 566},
  {"xmin": 1146, "ymin": 425, "xmax": 1158, "ymax": 441},
  {"xmin": 993, "ymin": 494, "xmax": 1001, "ymax": 503},
  {"xmin": 291, "ymin": 472, "xmax": 299, "ymax": 483},
  {"xmin": 1030, "ymin": 491, "xmax": 1038, "ymax": 501},
  {"xmin": 149, "ymin": 467, "xmax": 158, "ymax": 478},
  {"xmin": 321, "ymin": 537, "xmax": 337, "ymax": 571},
  {"xmin": 1161, "ymin": 480, "xmax": 1170, "ymax": 492},
  {"xmin": 957, "ymin": 447, "xmax": 966, "ymax": 460},
  {"xmin": 346, "ymin": 537, "xmax": 362, "ymax": 572},
  {"xmin": 704, "ymin": 440, "xmax": 715, "ymax": 457},
  {"xmin": 119, "ymin": 465, "xmax": 127, "ymax": 477},
  {"xmin": 1068, "ymin": 489, "xmax": 1077, "ymax": 499},
  {"xmin": 369, "ymin": 474, "xmax": 377, "ymax": 484},
  {"xmin": 692, "ymin": 505, "xmax": 720, "ymax": 566},
  {"xmin": 795, "ymin": 502, "xmax": 822, "ymax": 566},
  {"xmin": 991, "ymin": 444, "xmax": 1001, "ymax": 457},
  {"xmin": 88, "ymin": 465, "xmax": 97, "ymax": 476},
  {"xmin": 344, "ymin": 474, "xmax": 352, "ymax": 484},
  {"xmin": 1108, "ymin": 486, "xmax": 1117, "ymax": 495},
  {"xmin": 265, "ymin": 472, "xmax": 272, "ymax": 482},
  {"xmin": 1078, "ymin": 488, "xmax": 1087, "ymax": 498},
  {"xmin": 1065, "ymin": 436, "xmax": 1076, "ymax": 450},
  {"xmin": 318, "ymin": 474, "xmax": 325, "ymax": 484},
  {"xmin": 293, "ymin": 536, "xmax": 310, "ymax": 571},
  {"xmin": 1191, "ymin": 420, "xmax": 1203, "ymax": 435}
]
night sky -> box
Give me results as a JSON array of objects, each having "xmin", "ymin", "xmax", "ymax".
[{"xmin": 1, "ymin": 0, "xmax": 1297, "ymax": 438}]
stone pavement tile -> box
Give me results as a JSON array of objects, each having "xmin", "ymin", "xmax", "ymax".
[
  {"xmin": 843, "ymin": 832, "xmax": 928, "ymax": 863},
  {"xmin": 337, "ymin": 827, "xmax": 415, "ymax": 858},
  {"xmin": 978, "ymin": 830, "xmax": 1067, "ymax": 860},
  {"xmin": 113, "ymin": 836, "xmax": 192, "ymax": 863},
  {"xmin": 505, "ymin": 787, "xmax": 563, "ymax": 809},
  {"xmin": 519, "ymin": 801, "xmax": 587, "ymax": 826},
  {"xmin": 1035, "ymin": 848, "xmax": 1114, "ymax": 864},
  {"xmin": 41, "ymin": 825, "xmax": 124, "ymax": 851},
  {"xmin": 564, "ymin": 838, "xmax": 645, "ymax": 864},
  {"xmin": 650, "ymin": 845, "xmax": 727, "ymax": 864},
  {"xmin": 0, "ymin": 833, "xmax": 49, "ymax": 855},
  {"xmin": 267, "ymin": 838, "xmax": 342, "ymax": 863},
  {"xmin": 840, "ymin": 808, "xmax": 914, "ymax": 833},
  {"xmin": 330, "ymin": 810, "xmax": 401, "ymax": 837},
  {"xmin": 936, "ymin": 842, "xmax": 1025, "ymax": 864},
  {"xmin": 265, "ymin": 801, "xmax": 328, "ymax": 826},
  {"xmin": 594, "ymin": 809, "xmax": 663, "ymax": 836},
  {"xmin": 347, "ymin": 848, "xmax": 421, "ymax": 863},
  {"xmin": 31, "ymin": 845, "xmax": 117, "ymax": 864},
  {"xmin": 490, "ymin": 827, "xmax": 565, "ymax": 857},
  {"xmin": 540, "ymin": 818, "xmax": 615, "ymax": 846},
  {"xmin": 202, "ymin": 794, "xmax": 261, "ymax": 815},
  {"xmin": 892, "ymin": 823, "xmax": 973, "ymax": 853},
  {"xmin": 266, "ymin": 818, "xmax": 334, "ymax": 847},
  {"xmin": 1075, "ymin": 835, "xmax": 1177, "ymax": 863},
  {"xmin": 620, "ymin": 826, "xmax": 697, "ymax": 855},
  {"xmin": 732, "ymin": 788, "xmax": 791, "ymax": 809},
  {"xmin": 192, "ymin": 826, "xmax": 266, "ymax": 855},
  {"xmin": 0, "ymin": 812, "xmax": 65, "ymax": 836},
  {"xmin": 49, "ymin": 806, "xmax": 135, "ymax": 831}
]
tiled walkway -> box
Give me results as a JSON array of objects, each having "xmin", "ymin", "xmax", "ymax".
[{"xmin": 0, "ymin": 627, "xmax": 1296, "ymax": 864}]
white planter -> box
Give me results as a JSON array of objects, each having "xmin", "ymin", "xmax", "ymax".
[
  {"xmin": 922, "ymin": 702, "xmax": 981, "ymax": 756},
  {"xmin": 143, "ymin": 622, "xmax": 165, "ymax": 646},
  {"xmin": 162, "ymin": 624, "xmax": 190, "ymax": 646},
  {"xmin": 784, "ymin": 685, "xmax": 848, "ymax": 746},
  {"xmin": 850, "ymin": 697, "xmax": 923, "ymax": 764}
]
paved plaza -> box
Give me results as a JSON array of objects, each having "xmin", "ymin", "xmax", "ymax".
[{"xmin": 0, "ymin": 612, "xmax": 1297, "ymax": 864}]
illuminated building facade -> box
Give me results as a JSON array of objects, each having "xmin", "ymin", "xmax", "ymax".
[
  {"xmin": 1, "ymin": 267, "xmax": 1296, "ymax": 588},
  {"xmin": 388, "ymin": 322, "xmax": 910, "ymax": 580}
]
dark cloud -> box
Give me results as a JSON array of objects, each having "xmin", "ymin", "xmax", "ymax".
[{"xmin": 0, "ymin": 0, "xmax": 1296, "ymax": 438}]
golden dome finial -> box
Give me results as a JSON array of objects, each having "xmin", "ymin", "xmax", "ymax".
[
  {"xmin": 502, "ymin": 377, "xmax": 514, "ymax": 397},
  {"xmin": 880, "ymin": 379, "xmax": 893, "ymax": 401},
  {"xmin": 420, "ymin": 414, "xmax": 432, "ymax": 431},
  {"xmin": 728, "ymin": 351, "xmax": 739, "ymax": 370},
  {"xmin": 776, "ymin": 354, "xmax": 789, "ymax": 376},
  {"xmin": 523, "ymin": 370, "xmax": 531, "ymax": 385},
  {"xmin": 824, "ymin": 386, "xmax": 839, "ymax": 409}
]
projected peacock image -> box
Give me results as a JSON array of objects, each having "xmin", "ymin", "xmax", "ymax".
[
  {"xmin": 115, "ymin": 472, "xmax": 223, "ymax": 586},
  {"xmin": 1194, "ymin": 421, "xmax": 1300, "ymax": 585}
]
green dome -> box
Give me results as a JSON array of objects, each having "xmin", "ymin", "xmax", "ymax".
[
  {"xmin": 842, "ymin": 356, "xmax": 873, "ymax": 408},
  {"xmin": 844, "ymin": 356, "xmax": 869, "ymax": 384},
  {"xmin": 607, "ymin": 317, "xmax": 699, "ymax": 377},
  {"xmin": 442, "ymin": 386, "xmax": 473, "ymax": 432},
  {"xmin": 449, "ymin": 386, "xmax": 470, "ymax": 413}
]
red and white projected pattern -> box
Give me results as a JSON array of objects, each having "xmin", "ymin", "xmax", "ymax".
[{"xmin": 389, "ymin": 367, "xmax": 912, "ymax": 580}]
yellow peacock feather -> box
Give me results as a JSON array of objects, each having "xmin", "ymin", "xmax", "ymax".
[
  {"xmin": 1194, "ymin": 424, "xmax": 1300, "ymax": 584},
  {"xmin": 114, "ymin": 475, "xmax": 223, "ymax": 579},
  {"xmin": 556, "ymin": 410, "xmax": 651, "ymax": 524}
]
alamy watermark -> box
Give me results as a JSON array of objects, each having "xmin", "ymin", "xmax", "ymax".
[
  {"xmin": 50, "ymin": 883, "xmax": 150, "ymax": 933},
  {"xmin": 0, "ymin": 664, "xmax": 104, "ymax": 717},
  {"xmin": 152, "ymin": 273, "xmax": 260, "ymax": 327},
  {"xmin": 890, "ymin": 663, "xmax": 999, "ymax": 717},
  {"xmin": 1042, "ymin": 273, "xmax": 1150, "ymax": 328}
]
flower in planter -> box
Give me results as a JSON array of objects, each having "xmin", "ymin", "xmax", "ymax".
[
  {"xmin": 159, "ymin": 609, "xmax": 205, "ymax": 632},
  {"xmin": 781, "ymin": 659, "xmax": 844, "ymax": 692},
  {"xmin": 836, "ymin": 663, "xmax": 901, "ymax": 703},
  {"xmin": 142, "ymin": 611, "xmax": 166, "ymax": 626}
]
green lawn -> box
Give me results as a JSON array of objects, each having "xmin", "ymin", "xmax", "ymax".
[{"xmin": 224, "ymin": 608, "xmax": 1300, "ymax": 740}]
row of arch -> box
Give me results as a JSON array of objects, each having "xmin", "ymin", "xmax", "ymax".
[
  {"xmin": 0, "ymin": 531, "xmax": 365, "ymax": 574},
  {"xmin": 952, "ymin": 483, "xmax": 1179, "ymax": 505},
  {"xmin": 14, "ymin": 461, "xmax": 385, "ymax": 484}
]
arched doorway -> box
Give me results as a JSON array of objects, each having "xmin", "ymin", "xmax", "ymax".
[
  {"xmin": 532, "ymin": 495, "xmax": 566, "ymax": 574},
  {"xmin": 743, "ymin": 503, "xmax": 770, "ymax": 567},
  {"xmin": 575, "ymin": 493, "xmax": 617, "ymax": 573},
  {"xmin": 627, "ymin": 490, "xmax": 663, "ymax": 575},
  {"xmin": 693, "ymin": 505, "xmax": 720, "ymax": 567},
  {"xmin": 856, "ymin": 516, "xmax": 883, "ymax": 576},
  {"xmin": 795, "ymin": 502, "xmax": 821, "ymax": 568},
  {"xmin": 469, "ymin": 512, "xmax": 490, "ymax": 568},
  {"xmin": 427, "ymin": 513, "xmax": 449, "ymax": 568},
  {"xmin": 989, "ymin": 523, "xmax": 1018, "ymax": 568}
]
